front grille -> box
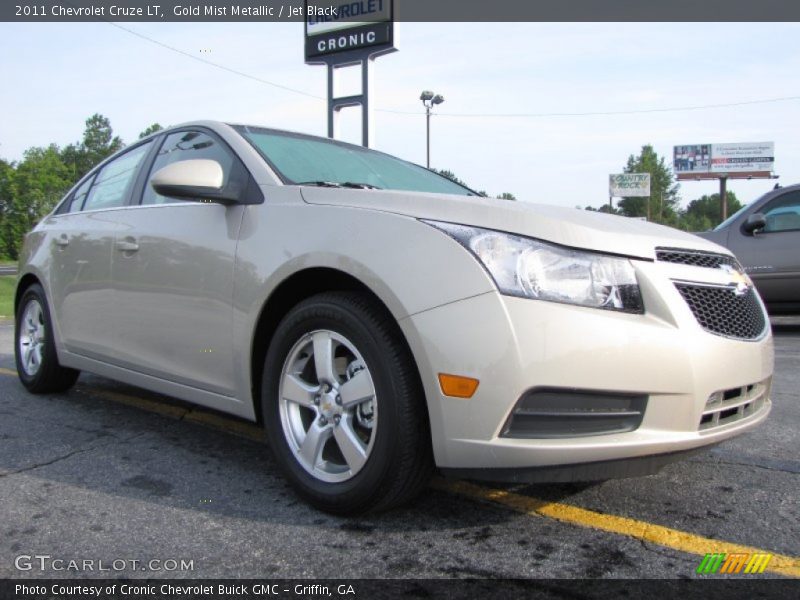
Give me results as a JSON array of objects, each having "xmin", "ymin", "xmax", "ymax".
[
  {"xmin": 675, "ymin": 283, "xmax": 766, "ymax": 340},
  {"xmin": 699, "ymin": 381, "xmax": 770, "ymax": 431},
  {"xmin": 656, "ymin": 247, "xmax": 739, "ymax": 270}
]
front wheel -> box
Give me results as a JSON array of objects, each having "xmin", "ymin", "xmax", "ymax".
[
  {"xmin": 15, "ymin": 283, "xmax": 80, "ymax": 394},
  {"xmin": 262, "ymin": 292, "xmax": 432, "ymax": 514}
]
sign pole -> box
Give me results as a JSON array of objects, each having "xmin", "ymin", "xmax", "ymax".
[
  {"xmin": 305, "ymin": 0, "xmax": 396, "ymax": 149},
  {"xmin": 720, "ymin": 176, "xmax": 728, "ymax": 222}
]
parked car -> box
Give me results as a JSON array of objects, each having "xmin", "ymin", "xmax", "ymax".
[
  {"xmin": 695, "ymin": 184, "xmax": 800, "ymax": 315},
  {"xmin": 15, "ymin": 122, "xmax": 773, "ymax": 513}
]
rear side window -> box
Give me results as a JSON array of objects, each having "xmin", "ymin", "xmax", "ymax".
[
  {"xmin": 142, "ymin": 131, "xmax": 234, "ymax": 205},
  {"xmin": 82, "ymin": 142, "xmax": 152, "ymax": 211},
  {"xmin": 56, "ymin": 175, "xmax": 94, "ymax": 214}
]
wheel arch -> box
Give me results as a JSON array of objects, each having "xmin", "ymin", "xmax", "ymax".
[
  {"xmin": 15, "ymin": 273, "xmax": 42, "ymax": 315},
  {"xmin": 248, "ymin": 267, "xmax": 430, "ymax": 431}
]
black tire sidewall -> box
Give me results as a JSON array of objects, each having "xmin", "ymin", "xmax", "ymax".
[
  {"xmin": 263, "ymin": 295, "xmax": 405, "ymax": 510},
  {"xmin": 15, "ymin": 284, "xmax": 64, "ymax": 391}
]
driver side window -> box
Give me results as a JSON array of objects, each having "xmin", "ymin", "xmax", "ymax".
[
  {"xmin": 142, "ymin": 130, "xmax": 235, "ymax": 205},
  {"xmin": 763, "ymin": 192, "xmax": 800, "ymax": 233}
]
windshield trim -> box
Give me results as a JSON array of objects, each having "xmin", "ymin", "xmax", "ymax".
[{"xmin": 230, "ymin": 124, "xmax": 479, "ymax": 196}]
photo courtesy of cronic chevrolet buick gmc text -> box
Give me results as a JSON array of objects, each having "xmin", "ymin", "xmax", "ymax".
[
  {"xmin": 695, "ymin": 184, "xmax": 800, "ymax": 315},
  {"xmin": 14, "ymin": 122, "xmax": 774, "ymax": 514}
]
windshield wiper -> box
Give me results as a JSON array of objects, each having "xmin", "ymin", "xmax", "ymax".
[
  {"xmin": 295, "ymin": 181, "xmax": 343, "ymax": 188},
  {"xmin": 295, "ymin": 181, "xmax": 381, "ymax": 190},
  {"xmin": 341, "ymin": 182, "xmax": 382, "ymax": 189}
]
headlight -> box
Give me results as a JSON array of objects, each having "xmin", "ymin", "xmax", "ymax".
[{"xmin": 426, "ymin": 221, "xmax": 644, "ymax": 313}]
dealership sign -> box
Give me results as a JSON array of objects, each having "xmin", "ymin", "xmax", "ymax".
[
  {"xmin": 609, "ymin": 173, "xmax": 651, "ymax": 197},
  {"xmin": 674, "ymin": 142, "xmax": 774, "ymax": 179},
  {"xmin": 305, "ymin": 0, "xmax": 394, "ymax": 62}
]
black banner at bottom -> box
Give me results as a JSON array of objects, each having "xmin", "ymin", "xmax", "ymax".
[{"xmin": 2, "ymin": 579, "xmax": 798, "ymax": 600}]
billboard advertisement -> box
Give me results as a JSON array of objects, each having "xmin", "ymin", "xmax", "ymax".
[
  {"xmin": 609, "ymin": 173, "xmax": 651, "ymax": 197},
  {"xmin": 674, "ymin": 142, "xmax": 774, "ymax": 179}
]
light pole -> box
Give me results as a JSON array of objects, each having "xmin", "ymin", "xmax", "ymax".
[{"xmin": 420, "ymin": 90, "xmax": 444, "ymax": 168}]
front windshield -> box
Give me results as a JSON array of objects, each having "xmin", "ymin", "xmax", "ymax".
[
  {"xmin": 714, "ymin": 202, "xmax": 751, "ymax": 231},
  {"xmin": 234, "ymin": 125, "xmax": 474, "ymax": 196}
]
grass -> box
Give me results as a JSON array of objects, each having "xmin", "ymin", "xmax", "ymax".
[{"xmin": 0, "ymin": 275, "xmax": 15, "ymax": 319}]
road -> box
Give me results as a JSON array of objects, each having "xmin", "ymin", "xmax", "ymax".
[
  {"xmin": 0, "ymin": 318, "xmax": 798, "ymax": 581},
  {"xmin": 0, "ymin": 266, "xmax": 17, "ymax": 276}
]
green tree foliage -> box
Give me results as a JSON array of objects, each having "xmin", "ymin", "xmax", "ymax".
[
  {"xmin": 2, "ymin": 145, "xmax": 72, "ymax": 258},
  {"xmin": 681, "ymin": 192, "xmax": 742, "ymax": 232},
  {"xmin": 139, "ymin": 123, "xmax": 164, "ymax": 139},
  {"xmin": 0, "ymin": 159, "xmax": 15, "ymax": 258},
  {"xmin": 433, "ymin": 169, "xmax": 505, "ymax": 198},
  {"xmin": 0, "ymin": 114, "xmax": 130, "ymax": 259},
  {"xmin": 617, "ymin": 145, "xmax": 680, "ymax": 225},
  {"xmin": 432, "ymin": 168, "xmax": 468, "ymax": 187},
  {"xmin": 61, "ymin": 113, "xmax": 124, "ymax": 180}
]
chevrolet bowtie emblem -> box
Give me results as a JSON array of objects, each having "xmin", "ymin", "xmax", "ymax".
[{"xmin": 720, "ymin": 264, "xmax": 752, "ymax": 296}]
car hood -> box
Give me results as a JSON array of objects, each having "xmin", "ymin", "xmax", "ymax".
[{"xmin": 299, "ymin": 188, "xmax": 729, "ymax": 260}]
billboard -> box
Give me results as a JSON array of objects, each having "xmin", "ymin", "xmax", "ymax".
[
  {"xmin": 609, "ymin": 173, "xmax": 651, "ymax": 197},
  {"xmin": 674, "ymin": 142, "xmax": 774, "ymax": 179},
  {"xmin": 305, "ymin": 0, "xmax": 394, "ymax": 62}
]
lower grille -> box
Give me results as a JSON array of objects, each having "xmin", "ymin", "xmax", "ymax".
[
  {"xmin": 675, "ymin": 283, "xmax": 766, "ymax": 340},
  {"xmin": 699, "ymin": 381, "xmax": 769, "ymax": 431},
  {"xmin": 502, "ymin": 389, "xmax": 647, "ymax": 439}
]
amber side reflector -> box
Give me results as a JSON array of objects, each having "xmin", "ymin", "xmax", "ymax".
[{"xmin": 438, "ymin": 373, "xmax": 480, "ymax": 399}]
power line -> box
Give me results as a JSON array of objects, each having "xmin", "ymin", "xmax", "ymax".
[
  {"xmin": 109, "ymin": 22, "xmax": 800, "ymax": 119},
  {"xmin": 108, "ymin": 21, "xmax": 323, "ymax": 99}
]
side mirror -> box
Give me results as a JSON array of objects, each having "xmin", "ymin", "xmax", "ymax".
[
  {"xmin": 743, "ymin": 212, "xmax": 766, "ymax": 235},
  {"xmin": 151, "ymin": 159, "xmax": 239, "ymax": 203}
]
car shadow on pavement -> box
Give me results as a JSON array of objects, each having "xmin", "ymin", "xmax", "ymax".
[{"xmin": 0, "ymin": 368, "xmax": 602, "ymax": 535}]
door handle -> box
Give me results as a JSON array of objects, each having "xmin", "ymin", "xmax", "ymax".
[
  {"xmin": 55, "ymin": 235, "xmax": 69, "ymax": 247},
  {"xmin": 116, "ymin": 239, "xmax": 139, "ymax": 252}
]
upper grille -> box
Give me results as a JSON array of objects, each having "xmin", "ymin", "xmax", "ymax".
[
  {"xmin": 657, "ymin": 247, "xmax": 739, "ymax": 270},
  {"xmin": 675, "ymin": 283, "xmax": 767, "ymax": 340}
]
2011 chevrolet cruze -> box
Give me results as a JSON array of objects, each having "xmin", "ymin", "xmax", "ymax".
[{"xmin": 15, "ymin": 121, "xmax": 773, "ymax": 514}]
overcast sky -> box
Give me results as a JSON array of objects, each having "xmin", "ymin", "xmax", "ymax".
[{"xmin": 1, "ymin": 21, "xmax": 798, "ymax": 209}]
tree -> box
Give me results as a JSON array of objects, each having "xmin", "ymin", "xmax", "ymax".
[
  {"xmin": 0, "ymin": 159, "xmax": 15, "ymax": 258},
  {"xmin": 432, "ymin": 168, "xmax": 468, "ymax": 187},
  {"xmin": 496, "ymin": 192, "xmax": 516, "ymax": 201},
  {"xmin": 682, "ymin": 192, "xmax": 742, "ymax": 232},
  {"xmin": 617, "ymin": 145, "xmax": 680, "ymax": 225},
  {"xmin": 2, "ymin": 145, "xmax": 72, "ymax": 258},
  {"xmin": 139, "ymin": 123, "xmax": 163, "ymax": 139},
  {"xmin": 61, "ymin": 113, "xmax": 124, "ymax": 180}
]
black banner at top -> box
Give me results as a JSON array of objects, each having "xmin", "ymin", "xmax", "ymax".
[{"xmin": 3, "ymin": 0, "xmax": 800, "ymax": 22}]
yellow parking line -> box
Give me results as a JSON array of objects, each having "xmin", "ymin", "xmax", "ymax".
[
  {"xmin": 0, "ymin": 367, "xmax": 17, "ymax": 376},
  {"xmin": 184, "ymin": 410, "xmax": 264, "ymax": 443},
  {"xmin": 432, "ymin": 479, "xmax": 800, "ymax": 578}
]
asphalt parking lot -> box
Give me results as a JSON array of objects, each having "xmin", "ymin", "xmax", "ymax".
[{"xmin": 0, "ymin": 318, "xmax": 798, "ymax": 580}]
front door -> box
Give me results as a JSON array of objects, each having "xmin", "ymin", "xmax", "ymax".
[{"xmin": 109, "ymin": 129, "xmax": 245, "ymax": 396}]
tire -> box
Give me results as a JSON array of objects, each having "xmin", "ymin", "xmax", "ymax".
[
  {"xmin": 262, "ymin": 291, "xmax": 433, "ymax": 514},
  {"xmin": 15, "ymin": 283, "xmax": 80, "ymax": 394}
]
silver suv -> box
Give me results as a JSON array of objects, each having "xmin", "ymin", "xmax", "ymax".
[{"xmin": 15, "ymin": 122, "xmax": 773, "ymax": 513}]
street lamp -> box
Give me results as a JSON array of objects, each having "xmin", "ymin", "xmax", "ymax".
[{"xmin": 420, "ymin": 90, "xmax": 444, "ymax": 168}]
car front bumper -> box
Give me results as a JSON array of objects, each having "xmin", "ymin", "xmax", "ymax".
[{"xmin": 399, "ymin": 259, "xmax": 774, "ymax": 477}]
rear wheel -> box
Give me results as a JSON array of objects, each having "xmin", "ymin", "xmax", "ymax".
[
  {"xmin": 263, "ymin": 292, "xmax": 432, "ymax": 514},
  {"xmin": 15, "ymin": 284, "xmax": 80, "ymax": 393}
]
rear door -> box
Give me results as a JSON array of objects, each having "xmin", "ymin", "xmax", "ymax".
[
  {"xmin": 47, "ymin": 142, "xmax": 153, "ymax": 359},
  {"xmin": 109, "ymin": 129, "xmax": 246, "ymax": 397}
]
